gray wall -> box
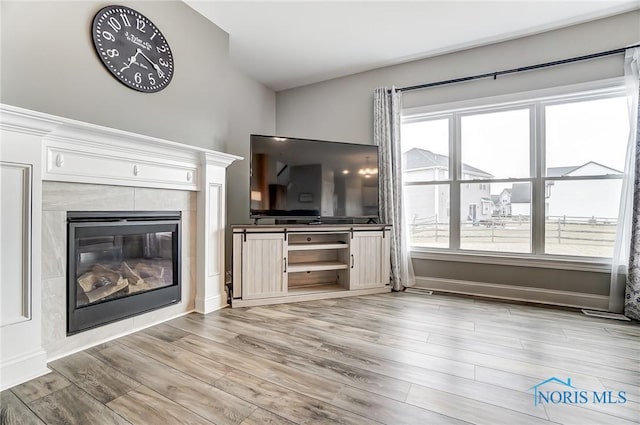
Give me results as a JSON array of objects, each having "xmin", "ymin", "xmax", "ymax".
[
  {"xmin": 1, "ymin": 1, "xmax": 276, "ymax": 274},
  {"xmin": 0, "ymin": 0, "xmax": 275, "ymax": 152},
  {"xmin": 224, "ymin": 69, "xmax": 276, "ymax": 268},
  {"xmin": 276, "ymin": 11, "xmax": 640, "ymax": 144},
  {"xmin": 275, "ymin": 11, "xmax": 640, "ymax": 296}
]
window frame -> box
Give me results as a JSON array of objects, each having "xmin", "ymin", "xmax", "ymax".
[{"xmin": 402, "ymin": 78, "xmax": 627, "ymax": 271}]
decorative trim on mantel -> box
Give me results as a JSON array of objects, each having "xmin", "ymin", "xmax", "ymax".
[{"xmin": 0, "ymin": 104, "xmax": 241, "ymax": 191}]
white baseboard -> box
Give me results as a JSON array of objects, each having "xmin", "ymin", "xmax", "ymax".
[
  {"xmin": 195, "ymin": 294, "xmax": 226, "ymax": 314},
  {"xmin": 414, "ymin": 277, "xmax": 609, "ymax": 310},
  {"xmin": 1, "ymin": 349, "xmax": 50, "ymax": 391}
]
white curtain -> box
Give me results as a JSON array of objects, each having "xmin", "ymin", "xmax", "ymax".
[
  {"xmin": 374, "ymin": 87, "xmax": 415, "ymax": 291},
  {"xmin": 610, "ymin": 46, "xmax": 640, "ymax": 318}
]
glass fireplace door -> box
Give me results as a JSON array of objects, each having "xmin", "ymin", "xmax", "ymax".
[{"xmin": 67, "ymin": 211, "xmax": 181, "ymax": 334}]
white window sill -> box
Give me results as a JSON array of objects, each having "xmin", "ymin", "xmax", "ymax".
[{"xmin": 410, "ymin": 249, "xmax": 611, "ymax": 273}]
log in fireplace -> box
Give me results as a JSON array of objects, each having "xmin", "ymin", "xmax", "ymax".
[{"xmin": 67, "ymin": 211, "xmax": 181, "ymax": 334}]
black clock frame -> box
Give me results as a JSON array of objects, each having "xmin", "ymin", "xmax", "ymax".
[{"xmin": 92, "ymin": 5, "xmax": 174, "ymax": 93}]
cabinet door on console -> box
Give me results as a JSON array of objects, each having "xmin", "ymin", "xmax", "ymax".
[
  {"xmin": 349, "ymin": 231, "xmax": 390, "ymax": 290},
  {"xmin": 241, "ymin": 233, "xmax": 288, "ymax": 299}
]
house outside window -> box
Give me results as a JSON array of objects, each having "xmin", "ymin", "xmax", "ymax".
[{"xmin": 402, "ymin": 84, "xmax": 629, "ymax": 259}]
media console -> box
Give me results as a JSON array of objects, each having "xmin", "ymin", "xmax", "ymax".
[{"xmin": 231, "ymin": 224, "xmax": 391, "ymax": 307}]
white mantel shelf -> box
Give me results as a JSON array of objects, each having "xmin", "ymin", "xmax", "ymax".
[
  {"xmin": 0, "ymin": 103, "xmax": 241, "ymax": 390},
  {"xmin": 0, "ymin": 104, "xmax": 240, "ymax": 190}
]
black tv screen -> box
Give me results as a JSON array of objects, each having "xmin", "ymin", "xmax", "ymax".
[{"xmin": 250, "ymin": 135, "xmax": 380, "ymax": 220}]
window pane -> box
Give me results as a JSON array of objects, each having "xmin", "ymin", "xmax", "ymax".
[
  {"xmin": 405, "ymin": 184, "xmax": 449, "ymax": 248},
  {"xmin": 545, "ymin": 179, "xmax": 621, "ymax": 257},
  {"xmin": 461, "ymin": 109, "xmax": 530, "ymax": 179},
  {"xmin": 402, "ymin": 118, "xmax": 449, "ymax": 181},
  {"xmin": 546, "ymin": 97, "xmax": 628, "ymax": 177},
  {"xmin": 460, "ymin": 182, "xmax": 531, "ymax": 253}
]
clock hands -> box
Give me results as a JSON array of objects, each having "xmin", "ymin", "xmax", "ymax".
[
  {"xmin": 136, "ymin": 49, "xmax": 166, "ymax": 79},
  {"xmin": 119, "ymin": 48, "xmax": 166, "ymax": 79},
  {"xmin": 120, "ymin": 51, "xmax": 139, "ymax": 72}
]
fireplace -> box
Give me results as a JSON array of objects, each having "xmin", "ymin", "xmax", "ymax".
[{"xmin": 67, "ymin": 211, "xmax": 182, "ymax": 334}]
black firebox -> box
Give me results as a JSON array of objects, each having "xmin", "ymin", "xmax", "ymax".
[{"xmin": 67, "ymin": 211, "xmax": 181, "ymax": 335}]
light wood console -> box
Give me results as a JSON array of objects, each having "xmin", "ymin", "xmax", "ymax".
[{"xmin": 231, "ymin": 224, "xmax": 391, "ymax": 307}]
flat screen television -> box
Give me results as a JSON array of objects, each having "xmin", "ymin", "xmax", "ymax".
[{"xmin": 250, "ymin": 134, "xmax": 380, "ymax": 221}]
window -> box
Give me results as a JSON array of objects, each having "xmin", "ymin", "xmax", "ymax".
[
  {"xmin": 403, "ymin": 117, "xmax": 450, "ymax": 249},
  {"xmin": 543, "ymin": 96, "xmax": 628, "ymax": 257},
  {"xmin": 402, "ymin": 86, "xmax": 629, "ymax": 259}
]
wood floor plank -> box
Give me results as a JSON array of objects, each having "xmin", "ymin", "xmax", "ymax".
[
  {"xmin": 141, "ymin": 322, "xmax": 192, "ymax": 342},
  {"xmin": 543, "ymin": 401, "xmax": 640, "ymax": 425},
  {"xmin": 331, "ymin": 384, "xmax": 471, "ymax": 425},
  {"xmin": 195, "ymin": 325, "xmax": 538, "ymax": 417},
  {"xmin": 49, "ymin": 352, "xmax": 140, "ymax": 404},
  {"xmin": 9, "ymin": 372, "xmax": 71, "ymax": 404},
  {"xmin": 175, "ymin": 333, "xmax": 410, "ymax": 402},
  {"xmin": 84, "ymin": 341, "xmax": 120, "ymax": 357},
  {"xmin": 316, "ymin": 340, "xmax": 475, "ymax": 379},
  {"xmin": 474, "ymin": 366, "xmax": 640, "ymax": 423},
  {"xmin": 605, "ymin": 325, "xmax": 640, "ymax": 338},
  {"xmin": 406, "ymin": 383, "xmax": 552, "ymax": 425},
  {"xmin": 424, "ymin": 333, "xmax": 638, "ymax": 384},
  {"xmin": 234, "ymin": 307, "xmax": 475, "ymax": 379},
  {"xmin": 475, "ymin": 365, "xmax": 604, "ymax": 397},
  {"xmin": 213, "ymin": 370, "xmax": 380, "ymax": 425},
  {"xmin": 239, "ymin": 408, "xmax": 298, "ymax": 425},
  {"xmin": 563, "ymin": 328, "xmax": 640, "ymax": 350},
  {"xmin": 255, "ymin": 301, "xmax": 525, "ymax": 351},
  {"xmin": 599, "ymin": 377, "xmax": 640, "ymax": 405},
  {"xmin": 107, "ymin": 385, "xmax": 215, "ymax": 425},
  {"xmin": 0, "ymin": 390, "xmax": 45, "ymax": 425},
  {"xmin": 93, "ymin": 343, "xmax": 256, "ymax": 425},
  {"xmin": 166, "ymin": 314, "xmax": 239, "ymax": 343},
  {"xmin": 264, "ymin": 303, "xmax": 433, "ymax": 341},
  {"xmin": 506, "ymin": 304, "xmax": 637, "ymax": 332},
  {"xmin": 516, "ymin": 339, "xmax": 638, "ymax": 369},
  {"xmin": 171, "ymin": 333, "xmax": 346, "ymax": 401},
  {"xmin": 319, "ymin": 341, "xmax": 550, "ymax": 419},
  {"xmin": 117, "ymin": 332, "xmax": 232, "ymax": 384},
  {"xmin": 225, "ymin": 305, "xmax": 402, "ymax": 344},
  {"xmin": 173, "ymin": 333, "xmax": 455, "ymax": 424},
  {"xmin": 335, "ymin": 296, "xmax": 478, "ymax": 330},
  {"xmin": 27, "ymin": 385, "xmax": 130, "ymax": 425},
  {"xmin": 189, "ymin": 312, "xmax": 324, "ymax": 352}
]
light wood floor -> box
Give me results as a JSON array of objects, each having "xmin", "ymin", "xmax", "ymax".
[{"xmin": 1, "ymin": 292, "xmax": 639, "ymax": 425}]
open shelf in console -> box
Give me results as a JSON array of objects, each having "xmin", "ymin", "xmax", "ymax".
[
  {"xmin": 288, "ymin": 283, "xmax": 346, "ymax": 295},
  {"xmin": 288, "ymin": 261, "xmax": 348, "ymax": 272},
  {"xmin": 288, "ymin": 243, "xmax": 348, "ymax": 251},
  {"xmin": 287, "ymin": 232, "xmax": 350, "ymax": 280}
]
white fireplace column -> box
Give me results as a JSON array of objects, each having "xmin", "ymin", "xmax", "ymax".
[{"xmin": 195, "ymin": 152, "xmax": 239, "ymax": 313}]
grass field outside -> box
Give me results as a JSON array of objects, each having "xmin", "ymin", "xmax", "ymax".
[{"xmin": 410, "ymin": 217, "xmax": 616, "ymax": 257}]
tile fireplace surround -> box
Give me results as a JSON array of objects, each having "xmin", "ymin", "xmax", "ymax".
[
  {"xmin": 0, "ymin": 104, "xmax": 240, "ymax": 390},
  {"xmin": 43, "ymin": 183, "xmax": 193, "ymax": 355}
]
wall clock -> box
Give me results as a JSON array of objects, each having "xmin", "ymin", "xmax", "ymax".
[{"xmin": 92, "ymin": 5, "xmax": 174, "ymax": 93}]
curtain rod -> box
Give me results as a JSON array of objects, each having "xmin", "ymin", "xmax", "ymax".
[{"xmin": 394, "ymin": 43, "xmax": 640, "ymax": 93}]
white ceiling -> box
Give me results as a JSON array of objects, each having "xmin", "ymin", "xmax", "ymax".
[{"xmin": 185, "ymin": 1, "xmax": 640, "ymax": 91}]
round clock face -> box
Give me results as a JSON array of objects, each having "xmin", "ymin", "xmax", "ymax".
[{"xmin": 92, "ymin": 5, "xmax": 174, "ymax": 93}]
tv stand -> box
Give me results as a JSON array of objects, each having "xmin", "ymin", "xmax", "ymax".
[{"xmin": 231, "ymin": 224, "xmax": 391, "ymax": 307}]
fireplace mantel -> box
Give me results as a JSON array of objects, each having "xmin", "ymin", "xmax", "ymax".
[
  {"xmin": 1, "ymin": 104, "xmax": 239, "ymax": 190},
  {"xmin": 0, "ymin": 104, "xmax": 241, "ymax": 390}
]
